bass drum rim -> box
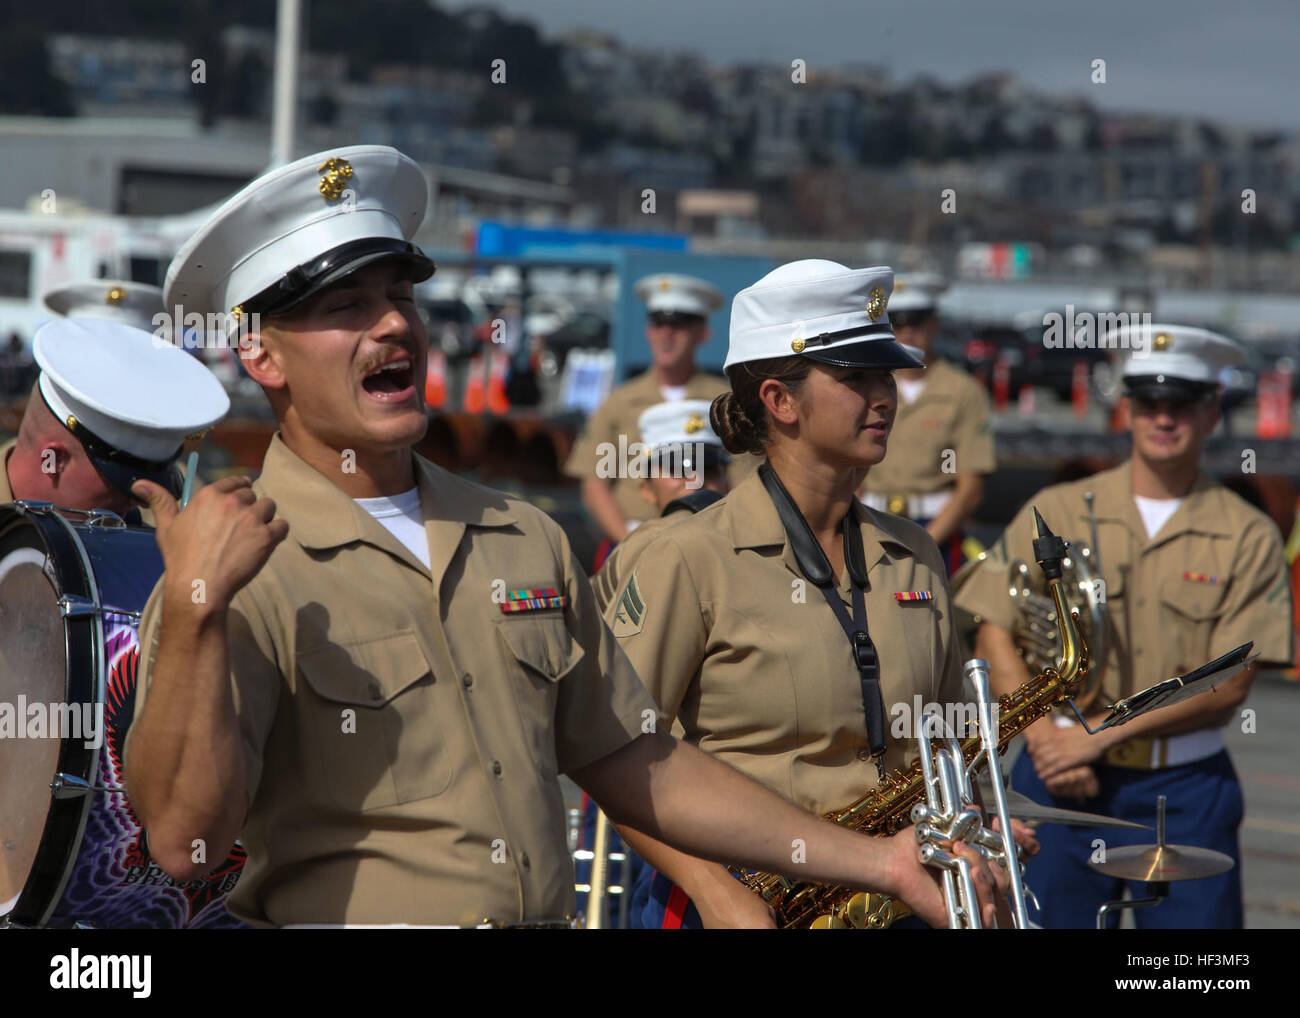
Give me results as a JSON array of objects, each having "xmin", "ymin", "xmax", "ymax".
[{"xmin": 0, "ymin": 505, "xmax": 103, "ymax": 928}]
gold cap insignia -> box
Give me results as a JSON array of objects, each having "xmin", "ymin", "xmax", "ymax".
[
  {"xmin": 66, "ymin": 415, "xmax": 78, "ymax": 431},
  {"xmin": 791, "ymin": 338, "xmax": 806, "ymax": 353},
  {"xmin": 318, "ymin": 157, "xmax": 354, "ymax": 201},
  {"xmin": 887, "ymin": 495, "xmax": 907, "ymax": 516},
  {"xmin": 106, "ymin": 286, "xmax": 126, "ymax": 306},
  {"xmin": 866, "ymin": 287, "xmax": 886, "ymax": 321},
  {"xmin": 658, "ymin": 278, "xmax": 672, "ymax": 292},
  {"xmin": 229, "ymin": 305, "xmax": 243, "ymax": 320},
  {"xmin": 1154, "ymin": 332, "xmax": 1173, "ymax": 351},
  {"xmin": 684, "ymin": 413, "xmax": 706, "ymax": 434}
]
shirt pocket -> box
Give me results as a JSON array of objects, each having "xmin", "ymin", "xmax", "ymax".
[
  {"xmin": 1159, "ymin": 576, "xmax": 1227, "ymax": 672},
  {"xmin": 891, "ymin": 600, "xmax": 939, "ymax": 701},
  {"xmin": 494, "ymin": 614, "xmax": 585, "ymax": 775},
  {"xmin": 296, "ymin": 630, "xmax": 452, "ymax": 811}
]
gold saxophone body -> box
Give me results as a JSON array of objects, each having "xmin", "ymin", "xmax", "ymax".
[{"xmin": 733, "ymin": 515, "xmax": 1089, "ymax": 929}]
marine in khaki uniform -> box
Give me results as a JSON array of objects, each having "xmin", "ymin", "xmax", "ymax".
[
  {"xmin": 955, "ymin": 323, "xmax": 1293, "ymax": 929},
  {"xmin": 605, "ymin": 259, "xmax": 1021, "ymax": 929},
  {"xmin": 590, "ymin": 399, "xmax": 730, "ymax": 612},
  {"xmin": 860, "ymin": 275, "xmax": 994, "ymax": 572},
  {"xmin": 564, "ymin": 273, "xmax": 733, "ymax": 542},
  {"xmin": 0, "ymin": 316, "xmax": 227, "ymax": 522},
  {"xmin": 124, "ymin": 147, "xmax": 981, "ymax": 929}
]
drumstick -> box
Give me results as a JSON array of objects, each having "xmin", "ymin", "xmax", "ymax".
[{"xmin": 180, "ymin": 452, "xmax": 199, "ymax": 509}]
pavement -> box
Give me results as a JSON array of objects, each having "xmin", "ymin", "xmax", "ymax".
[{"xmin": 1226, "ymin": 670, "xmax": 1300, "ymax": 928}]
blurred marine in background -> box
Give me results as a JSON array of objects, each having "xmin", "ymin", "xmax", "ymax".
[
  {"xmin": 955, "ymin": 324, "xmax": 1294, "ymax": 928},
  {"xmin": 591, "ymin": 398, "xmax": 731, "ymax": 610},
  {"xmin": 564, "ymin": 273, "xmax": 729, "ymax": 546},
  {"xmin": 859, "ymin": 274, "xmax": 995, "ymax": 573}
]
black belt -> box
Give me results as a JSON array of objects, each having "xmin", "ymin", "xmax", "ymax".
[{"xmin": 758, "ymin": 464, "xmax": 887, "ymax": 778}]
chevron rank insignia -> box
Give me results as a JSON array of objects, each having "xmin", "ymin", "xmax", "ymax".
[
  {"xmin": 895, "ymin": 591, "xmax": 934, "ymax": 602},
  {"xmin": 500, "ymin": 587, "xmax": 568, "ymax": 614},
  {"xmin": 1182, "ymin": 572, "xmax": 1220, "ymax": 584},
  {"xmin": 612, "ymin": 573, "xmax": 646, "ymax": 638}
]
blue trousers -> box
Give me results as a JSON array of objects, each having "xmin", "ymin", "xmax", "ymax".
[{"xmin": 1012, "ymin": 749, "xmax": 1244, "ymax": 929}]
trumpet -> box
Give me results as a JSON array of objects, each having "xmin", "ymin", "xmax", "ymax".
[{"xmin": 910, "ymin": 659, "xmax": 1032, "ymax": 928}]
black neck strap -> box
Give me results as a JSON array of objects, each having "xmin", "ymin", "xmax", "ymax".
[{"xmin": 757, "ymin": 464, "xmax": 887, "ymax": 776}]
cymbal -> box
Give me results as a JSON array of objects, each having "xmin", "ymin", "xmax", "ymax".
[
  {"xmin": 980, "ymin": 787, "xmax": 1152, "ymax": 830},
  {"xmin": 1089, "ymin": 843, "xmax": 1235, "ymax": 882}
]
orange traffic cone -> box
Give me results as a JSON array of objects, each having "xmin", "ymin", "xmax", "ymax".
[
  {"xmin": 464, "ymin": 354, "xmax": 486, "ymax": 414},
  {"xmin": 992, "ymin": 353, "xmax": 1010, "ymax": 412},
  {"xmin": 424, "ymin": 349, "xmax": 447, "ymax": 409},
  {"xmin": 1071, "ymin": 361, "xmax": 1089, "ymax": 419},
  {"xmin": 486, "ymin": 350, "xmax": 511, "ymax": 416}
]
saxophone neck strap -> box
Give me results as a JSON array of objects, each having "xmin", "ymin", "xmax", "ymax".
[{"xmin": 757, "ymin": 463, "xmax": 886, "ymax": 776}]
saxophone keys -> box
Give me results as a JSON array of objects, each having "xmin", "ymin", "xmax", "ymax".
[{"xmin": 810, "ymin": 913, "xmax": 849, "ymax": 929}]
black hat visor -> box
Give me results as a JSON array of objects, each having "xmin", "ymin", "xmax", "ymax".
[
  {"xmin": 801, "ymin": 324, "xmax": 925, "ymax": 370},
  {"xmin": 243, "ymin": 237, "xmax": 437, "ymax": 318},
  {"xmin": 1123, "ymin": 374, "xmax": 1217, "ymax": 404}
]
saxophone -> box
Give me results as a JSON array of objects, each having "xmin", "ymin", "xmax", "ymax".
[{"xmin": 733, "ymin": 509, "xmax": 1089, "ymax": 929}]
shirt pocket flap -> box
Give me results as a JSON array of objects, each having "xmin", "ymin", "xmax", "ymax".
[
  {"xmin": 1161, "ymin": 576, "xmax": 1228, "ymax": 620},
  {"xmin": 298, "ymin": 631, "xmax": 431, "ymax": 707},
  {"xmin": 496, "ymin": 617, "xmax": 585, "ymax": 682}
]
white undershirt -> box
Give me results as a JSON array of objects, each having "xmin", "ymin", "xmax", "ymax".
[
  {"xmin": 658, "ymin": 384, "xmax": 688, "ymax": 401},
  {"xmin": 1133, "ymin": 494, "xmax": 1183, "ymax": 540},
  {"xmin": 896, "ymin": 377, "xmax": 926, "ymax": 405},
  {"xmin": 355, "ymin": 487, "xmax": 430, "ymax": 568}
]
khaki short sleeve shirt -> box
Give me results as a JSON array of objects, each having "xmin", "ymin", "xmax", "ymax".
[
  {"xmin": 133, "ymin": 434, "xmax": 656, "ymax": 927},
  {"xmin": 605, "ymin": 471, "xmax": 964, "ymax": 816},
  {"xmin": 863, "ymin": 359, "xmax": 996, "ymax": 496},
  {"xmin": 954, "ymin": 461, "xmax": 1294, "ymax": 707}
]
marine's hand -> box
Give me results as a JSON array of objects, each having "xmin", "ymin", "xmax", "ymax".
[
  {"xmin": 1042, "ymin": 765, "xmax": 1101, "ymax": 801},
  {"xmin": 885, "ymin": 828, "xmax": 999, "ymax": 928},
  {"xmin": 1026, "ymin": 721, "xmax": 1106, "ymax": 780},
  {"xmin": 134, "ymin": 476, "xmax": 289, "ymax": 608}
]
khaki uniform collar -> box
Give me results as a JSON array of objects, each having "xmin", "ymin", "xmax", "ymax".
[
  {"xmin": 727, "ymin": 469, "xmax": 906, "ymax": 586},
  {"xmin": 1087, "ymin": 458, "xmax": 1231, "ymax": 549},
  {"xmin": 256, "ymin": 433, "xmax": 516, "ymax": 578}
]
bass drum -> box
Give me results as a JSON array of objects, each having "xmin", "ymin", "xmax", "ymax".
[{"xmin": 0, "ymin": 503, "xmax": 246, "ymax": 928}]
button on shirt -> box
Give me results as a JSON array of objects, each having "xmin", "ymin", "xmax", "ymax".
[
  {"xmin": 132, "ymin": 433, "xmax": 657, "ymax": 927},
  {"xmin": 862, "ymin": 359, "xmax": 996, "ymax": 497},
  {"xmin": 954, "ymin": 461, "xmax": 1294, "ymax": 706},
  {"xmin": 605, "ymin": 471, "xmax": 964, "ymax": 817}
]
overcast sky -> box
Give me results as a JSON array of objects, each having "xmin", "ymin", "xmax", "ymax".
[{"xmin": 446, "ymin": 0, "xmax": 1300, "ymax": 130}]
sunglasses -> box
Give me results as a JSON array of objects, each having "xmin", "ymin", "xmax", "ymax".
[
  {"xmin": 1132, "ymin": 395, "xmax": 1212, "ymax": 414},
  {"xmin": 648, "ymin": 311, "xmax": 706, "ymax": 328}
]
